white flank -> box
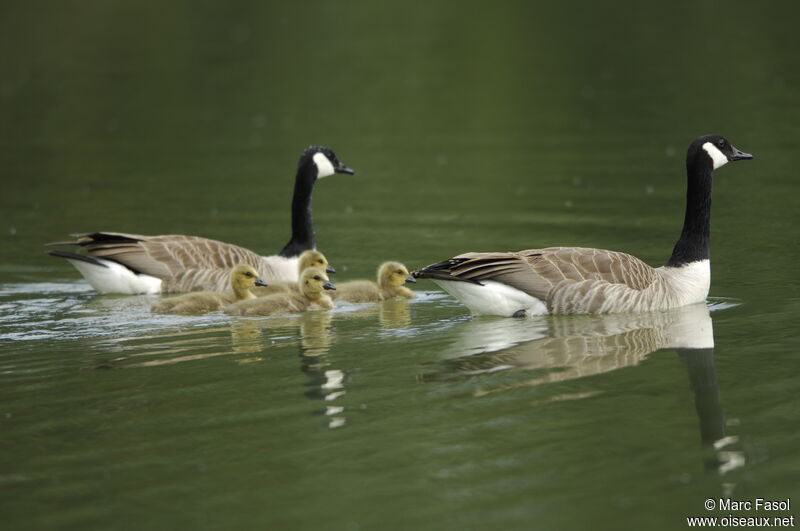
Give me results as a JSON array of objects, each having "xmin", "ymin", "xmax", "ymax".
[
  {"xmin": 312, "ymin": 152, "xmax": 335, "ymax": 178},
  {"xmin": 65, "ymin": 258, "xmax": 162, "ymax": 294},
  {"xmin": 260, "ymin": 254, "xmax": 301, "ymax": 284},
  {"xmin": 433, "ymin": 279, "xmax": 549, "ymax": 317},
  {"xmin": 702, "ymin": 142, "xmax": 728, "ymax": 170},
  {"xmin": 656, "ymin": 259, "xmax": 711, "ymax": 307},
  {"xmin": 66, "ymin": 254, "xmax": 300, "ymax": 294}
]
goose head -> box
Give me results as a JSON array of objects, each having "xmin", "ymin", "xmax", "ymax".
[
  {"xmin": 689, "ymin": 134, "xmax": 753, "ymax": 172},
  {"xmin": 299, "ymin": 267, "xmax": 337, "ymax": 298},
  {"xmin": 298, "ymin": 249, "xmax": 336, "ymax": 274},
  {"xmin": 230, "ymin": 265, "xmax": 267, "ymax": 293},
  {"xmin": 378, "ymin": 261, "xmax": 416, "ymax": 289},
  {"xmin": 299, "ymin": 145, "xmax": 355, "ymax": 180}
]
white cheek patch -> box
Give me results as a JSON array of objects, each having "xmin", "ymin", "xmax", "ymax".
[
  {"xmin": 313, "ymin": 152, "xmax": 336, "ymax": 178},
  {"xmin": 702, "ymin": 142, "xmax": 729, "ymax": 170}
]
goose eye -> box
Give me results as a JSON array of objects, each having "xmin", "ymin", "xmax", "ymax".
[{"xmin": 718, "ymin": 139, "xmax": 724, "ymax": 146}]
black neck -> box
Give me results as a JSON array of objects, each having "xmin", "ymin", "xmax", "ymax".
[
  {"xmin": 278, "ymin": 162, "xmax": 316, "ymax": 257},
  {"xmin": 666, "ymin": 155, "xmax": 713, "ymax": 267}
]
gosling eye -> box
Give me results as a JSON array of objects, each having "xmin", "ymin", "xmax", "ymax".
[
  {"xmin": 318, "ymin": 260, "xmax": 324, "ymax": 264},
  {"xmin": 245, "ymin": 272, "xmax": 253, "ymax": 277}
]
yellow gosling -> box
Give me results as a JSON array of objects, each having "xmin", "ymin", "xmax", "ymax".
[
  {"xmin": 225, "ymin": 267, "xmax": 336, "ymax": 316},
  {"xmin": 252, "ymin": 249, "xmax": 334, "ymax": 296},
  {"xmin": 331, "ymin": 261, "xmax": 416, "ymax": 303},
  {"xmin": 151, "ymin": 265, "xmax": 266, "ymax": 314}
]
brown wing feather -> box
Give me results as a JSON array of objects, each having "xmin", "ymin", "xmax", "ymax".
[
  {"xmin": 77, "ymin": 232, "xmax": 265, "ymax": 278},
  {"xmin": 442, "ymin": 247, "xmax": 657, "ymax": 300}
]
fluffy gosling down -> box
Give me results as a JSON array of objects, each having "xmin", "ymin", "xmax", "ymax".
[
  {"xmin": 151, "ymin": 265, "xmax": 266, "ymax": 314},
  {"xmin": 252, "ymin": 249, "xmax": 335, "ymax": 296},
  {"xmin": 225, "ymin": 267, "xmax": 336, "ymax": 316},
  {"xmin": 332, "ymin": 262, "xmax": 416, "ymax": 303}
]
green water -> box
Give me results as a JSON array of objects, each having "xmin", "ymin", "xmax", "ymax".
[{"xmin": 2, "ymin": 2, "xmax": 799, "ymax": 530}]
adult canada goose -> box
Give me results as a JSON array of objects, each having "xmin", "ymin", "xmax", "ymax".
[
  {"xmin": 251, "ymin": 249, "xmax": 335, "ymax": 296},
  {"xmin": 151, "ymin": 264, "xmax": 266, "ymax": 314},
  {"xmin": 331, "ymin": 261, "xmax": 416, "ymax": 303},
  {"xmin": 413, "ymin": 134, "xmax": 753, "ymax": 317},
  {"xmin": 46, "ymin": 146, "xmax": 354, "ymax": 295},
  {"xmin": 224, "ymin": 267, "xmax": 336, "ymax": 316}
]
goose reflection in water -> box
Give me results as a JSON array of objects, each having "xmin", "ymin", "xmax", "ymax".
[{"xmin": 421, "ymin": 302, "xmax": 743, "ymax": 475}]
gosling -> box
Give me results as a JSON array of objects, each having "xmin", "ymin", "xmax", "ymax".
[
  {"xmin": 225, "ymin": 267, "xmax": 336, "ymax": 316},
  {"xmin": 151, "ymin": 265, "xmax": 266, "ymax": 314},
  {"xmin": 252, "ymin": 249, "xmax": 335, "ymax": 296},
  {"xmin": 331, "ymin": 261, "xmax": 416, "ymax": 303}
]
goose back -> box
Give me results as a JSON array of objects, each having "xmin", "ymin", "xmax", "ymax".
[
  {"xmin": 65, "ymin": 232, "xmax": 297, "ymax": 292},
  {"xmin": 416, "ymin": 247, "xmax": 708, "ymax": 315},
  {"xmin": 439, "ymin": 247, "xmax": 656, "ymax": 296}
]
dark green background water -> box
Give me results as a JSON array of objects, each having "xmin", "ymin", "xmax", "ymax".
[{"xmin": 2, "ymin": 2, "xmax": 799, "ymax": 529}]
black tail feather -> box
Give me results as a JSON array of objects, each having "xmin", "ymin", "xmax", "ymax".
[
  {"xmin": 76, "ymin": 233, "xmax": 142, "ymax": 246},
  {"xmin": 47, "ymin": 232, "xmax": 143, "ymax": 248},
  {"xmin": 412, "ymin": 259, "xmax": 484, "ymax": 285},
  {"xmin": 45, "ymin": 240, "xmax": 81, "ymax": 247}
]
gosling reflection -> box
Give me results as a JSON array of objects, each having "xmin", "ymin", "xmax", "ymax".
[
  {"xmin": 333, "ymin": 299, "xmax": 413, "ymax": 329},
  {"xmin": 296, "ymin": 300, "xmax": 412, "ymax": 428},
  {"xmin": 379, "ymin": 299, "xmax": 412, "ymax": 328},
  {"xmin": 228, "ymin": 320, "xmax": 264, "ymax": 357},
  {"xmin": 297, "ymin": 311, "xmax": 334, "ymax": 358},
  {"xmin": 273, "ymin": 312, "xmax": 347, "ymax": 429},
  {"xmin": 423, "ymin": 303, "xmax": 742, "ymax": 474}
]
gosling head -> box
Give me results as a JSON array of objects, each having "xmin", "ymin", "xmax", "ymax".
[
  {"xmin": 300, "ymin": 267, "xmax": 336, "ymax": 298},
  {"xmin": 378, "ymin": 261, "xmax": 416, "ymax": 288},
  {"xmin": 299, "ymin": 145, "xmax": 356, "ymax": 180},
  {"xmin": 690, "ymin": 134, "xmax": 753, "ymax": 172},
  {"xmin": 299, "ymin": 249, "xmax": 336, "ymax": 274},
  {"xmin": 230, "ymin": 264, "xmax": 267, "ymax": 293}
]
